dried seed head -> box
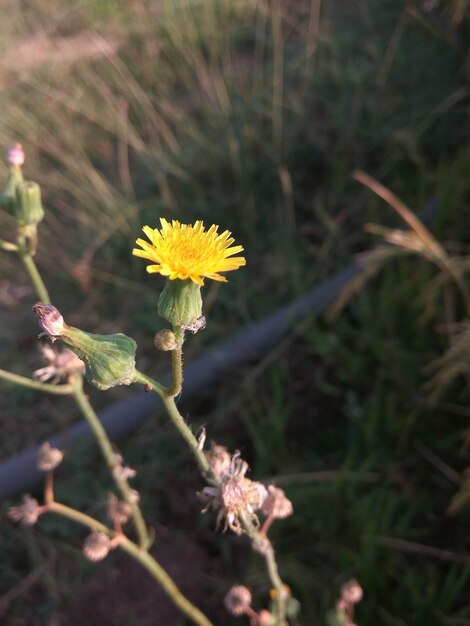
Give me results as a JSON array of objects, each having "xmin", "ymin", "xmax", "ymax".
[
  {"xmin": 33, "ymin": 303, "xmax": 64, "ymax": 337},
  {"xmin": 107, "ymin": 493, "xmax": 132, "ymax": 525},
  {"xmin": 224, "ymin": 585, "xmax": 252, "ymax": 616},
  {"xmin": 8, "ymin": 495, "xmax": 40, "ymax": 526},
  {"xmin": 83, "ymin": 531, "xmax": 111, "ymax": 562},
  {"xmin": 201, "ymin": 452, "xmax": 265, "ymax": 534},
  {"xmin": 182, "ymin": 315, "xmax": 206, "ymax": 334},
  {"xmin": 8, "ymin": 143, "xmax": 25, "ymax": 167},
  {"xmin": 154, "ymin": 329, "xmax": 177, "ymax": 351},
  {"xmin": 341, "ymin": 579, "xmax": 363, "ymax": 605},
  {"xmin": 34, "ymin": 345, "xmax": 85, "ymax": 384},
  {"xmin": 261, "ymin": 485, "xmax": 293, "ymax": 519},
  {"xmin": 205, "ymin": 443, "xmax": 231, "ymax": 480},
  {"xmin": 37, "ymin": 442, "xmax": 63, "ymax": 471}
]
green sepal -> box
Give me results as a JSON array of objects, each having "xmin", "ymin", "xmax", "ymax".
[
  {"xmin": 157, "ymin": 278, "xmax": 202, "ymax": 327},
  {"xmin": 60, "ymin": 327, "xmax": 137, "ymax": 390},
  {"xmin": 0, "ymin": 166, "xmax": 24, "ymax": 215},
  {"xmin": 15, "ymin": 181, "xmax": 45, "ymax": 226}
]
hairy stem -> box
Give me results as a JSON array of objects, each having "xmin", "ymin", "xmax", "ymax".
[
  {"xmin": 167, "ymin": 326, "xmax": 184, "ymax": 397},
  {"xmin": 71, "ymin": 374, "xmax": 150, "ymax": 549},
  {"xmin": 134, "ymin": 370, "xmax": 212, "ymax": 478},
  {"xmin": 44, "ymin": 502, "xmax": 215, "ymax": 626}
]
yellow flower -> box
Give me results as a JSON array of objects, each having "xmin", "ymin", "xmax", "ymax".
[{"xmin": 133, "ymin": 218, "xmax": 246, "ymax": 285}]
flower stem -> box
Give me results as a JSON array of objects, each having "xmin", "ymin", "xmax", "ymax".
[
  {"xmin": 71, "ymin": 374, "xmax": 150, "ymax": 550},
  {"xmin": 134, "ymin": 370, "xmax": 212, "ymax": 478},
  {"xmin": 0, "ymin": 369, "xmax": 74, "ymax": 395},
  {"xmin": 19, "ymin": 249, "xmax": 50, "ymax": 303},
  {"xmin": 241, "ymin": 514, "xmax": 288, "ymax": 626},
  {"xmin": 43, "ymin": 502, "xmax": 215, "ymax": 626},
  {"xmin": 167, "ymin": 326, "xmax": 184, "ymax": 397}
]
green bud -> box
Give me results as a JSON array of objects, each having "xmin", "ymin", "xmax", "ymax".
[
  {"xmin": 61, "ymin": 328, "xmax": 137, "ymax": 390},
  {"xmin": 32, "ymin": 302, "xmax": 137, "ymax": 391},
  {"xmin": 0, "ymin": 166, "xmax": 24, "ymax": 215},
  {"xmin": 15, "ymin": 181, "xmax": 45, "ymax": 226},
  {"xmin": 157, "ymin": 279, "xmax": 202, "ymax": 327}
]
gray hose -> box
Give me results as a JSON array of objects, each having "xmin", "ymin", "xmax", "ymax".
[{"xmin": 0, "ymin": 263, "xmax": 361, "ymax": 498}]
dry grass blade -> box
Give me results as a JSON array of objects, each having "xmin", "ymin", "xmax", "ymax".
[
  {"xmin": 327, "ymin": 245, "xmax": 406, "ymax": 320},
  {"xmin": 353, "ymin": 170, "xmax": 447, "ymax": 261},
  {"xmin": 423, "ymin": 320, "xmax": 470, "ymax": 401}
]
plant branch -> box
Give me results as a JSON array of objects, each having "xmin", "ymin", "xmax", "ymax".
[
  {"xmin": 0, "ymin": 369, "xmax": 74, "ymax": 395},
  {"xmin": 42, "ymin": 502, "xmax": 215, "ymax": 626},
  {"xmin": 71, "ymin": 374, "xmax": 150, "ymax": 549}
]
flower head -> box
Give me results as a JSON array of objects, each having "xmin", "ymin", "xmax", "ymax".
[
  {"xmin": 8, "ymin": 495, "xmax": 40, "ymax": 526},
  {"xmin": 133, "ymin": 219, "xmax": 246, "ymax": 286},
  {"xmin": 224, "ymin": 585, "xmax": 252, "ymax": 616},
  {"xmin": 83, "ymin": 531, "xmax": 111, "ymax": 562}
]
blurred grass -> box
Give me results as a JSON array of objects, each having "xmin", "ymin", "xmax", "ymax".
[{"xmin": 0, "ymin": 0, "xmax": 469, "ymax": 624}]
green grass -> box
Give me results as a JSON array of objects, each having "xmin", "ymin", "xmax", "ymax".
[{"xmin": 0, "ymin": 0, "xmax": 469, "ymax": 623}]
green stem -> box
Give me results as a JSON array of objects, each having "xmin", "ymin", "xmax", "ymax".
[
  {"xmin": 0, "ymin": 369, "xmax": 74, "ymax": 395},
  {"xmin": 71, "ymin": 375, "xmax": 150, "ymax": 550},
  {"xmin": 20, "ymin": 251, "xmax": 50, "ymax": 303},
  {"xmin": 167, "ymin": 327, "xmax": 184, "ymax": 397},
  {"xmin": 134, "ymin": 371, "xmax": 212, "ymax": 478},
  {"xmin": 0, "ymin": 238, "xmax": 18, "ymax": 251},
  {"xmin": 241, "ymin": 514, "xmax": 287, "ymax": 626},
  {"xmin": 45, "ymin": 502, "xmax": 215, "ymax": 626}
]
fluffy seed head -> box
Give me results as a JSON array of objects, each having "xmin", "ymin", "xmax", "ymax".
[
  {"xmin": 261, "ymin": 485, "xmax": 293, "ymax": 519},
  {"xmin": 8, "ymin": 495, "xmax": 40, "ymax": 526},
  {"xmin": 224, "ymin": 585, "xmax": 252, "ymax": 616},
  {"xmin": 37, "ymin": 442, "xmax": 63, "ymax": 471},
  {"xmin": 83, "ymin": 531, "xmax": 111, "ymax": 562}
]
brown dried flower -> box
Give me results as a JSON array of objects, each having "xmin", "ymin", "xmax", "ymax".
[
  {"xmin": 205, "ymin": 442, "xmax": 231, "ymax": 480},
  {"xmin": 34, "ymin": 344, "xmax": 84, "ymax": 384},
  {"xmin": 32, "ymin": 303, "xmax": 64, "ymax": 337},
  {"xmin": 37, "ymin": 442, "xmax": 63, "ymax": 472},
  {"xmin": 83, "ymin": 531, "xmax": 111, "ymax": 562},
  {"xmin": 224, "ymin": 585, "xmax": 252, "ymax": 616},
  {"xmin": 8, "ymin": 495, "xmax": 40, "ymax": 526},
  {"xmin": 261, "ymin": 485, "xmax": 293, "ymax": 519},
  {"xmin": 201, "ymin": 452, "xmax": 267, "ymax": 534}
]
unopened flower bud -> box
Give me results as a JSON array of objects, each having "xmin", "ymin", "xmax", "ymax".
[
  {"xmin": 32, "ymin": 303, "xmax": 137, "ymax": 390},
  {"xmin": 33, "ymin": 303, "xmax": 64, "ymax": 337},
  {"xmin": 15, "ymin": 181, "xmax": 45, "ymax": 226},
  {"xmin": 83, "ymin": 531, "xmax": 111, "ymax": 562},
  {"xmin": 154, "ymin": 329, "xmax": 177, "ymax": 351},
  {"xmin": 8, "ymin": 143, "xmax": 25, "ymax": 167},
  {"xmin": 224, "ymin": 585, "xmax": 252, "ymax": 616},
  {"xmin": 38, "ymin": 442, "xmax": 63, "ymax": 471},
  {"xmin": 8, "ymin": 495, "xmax": 40, "ymax": 526}
]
